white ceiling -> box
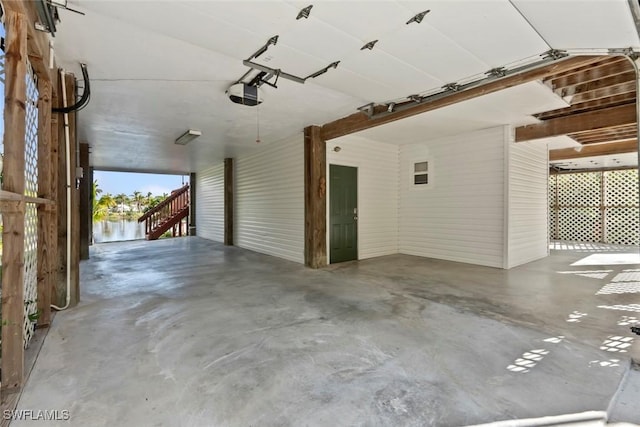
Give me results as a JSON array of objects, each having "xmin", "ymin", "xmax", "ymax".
[
  {"xmin": 550, "ymin": 152, "xmax": 638, "ymax": 170},
  {"xmin": 351, "ymin": 81, "xmax": 569, "ymax": 145},
  {"xmin": 53, "ymin": 0, "xmax": 640, "ymax": 173}
]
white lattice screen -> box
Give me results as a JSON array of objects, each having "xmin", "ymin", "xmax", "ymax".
[
  {"xmin": 549, "ymin": 170, "xmax": 639, "ymax": 246},
  {"xmin": 23, "ymin": 62, "xmax": 38, "ymax": 347}
]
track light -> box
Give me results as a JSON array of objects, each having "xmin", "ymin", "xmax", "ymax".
[{"xmin": 175, "ymin": 129, "xmax": 201, "ymax": 145}]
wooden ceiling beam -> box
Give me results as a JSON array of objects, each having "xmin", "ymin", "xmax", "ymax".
[
  {"xmin": 549, "ymin": 139, "xmax": 637, "ymax": 160},
  {"xmin": 320, "ymin": 56, "xmax": 600, "ymax": 141},
  {"xmin": 571, "ymin": 81, "xmax": 636, "ymax": 104},
  {"xmin": 547, "ymin": 60, "xmax": 634, "ymax": 90},
  {"xmin": 570, "ymin": 127, "xmax": 637, "ymax": 145},
  {"xmin": 544, "ymin": 56, "xmax": 624, "ymax": 82},
  {"xmin": 516, "ymin": 103, "xmax": 636, "ymax": 142},
  {"xmin": 534, "ymin": 93, "xmax": 635, "ymax": 120},
  {"xmin": 560, "ymin": 71, "xmax": 636, "ymax": 98}
]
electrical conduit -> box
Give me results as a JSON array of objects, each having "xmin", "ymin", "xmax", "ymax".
[{"xmin": 51, "ymin": 69, "xmax": 72, "ymax": 311}]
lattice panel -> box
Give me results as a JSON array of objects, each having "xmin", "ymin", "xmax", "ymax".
[
  {"xmin": 23, "ymin": 203, "xmax": 38, "ymax": 347},
  {"xmin": 557, "ymin": 173, "xmax": 601, "ymax": 206},
  {"xmin": 557, "ymin": 207, "xmax": 601, "ymax": 242},
  {"xmin": 25, "ymin": 62, "xmax": 38, "ymax": 197},
  {"xmin": 22, "ymin": 62, "xmax": 39, "ymax": 347},
  {"xmin": 605, "ymin": 170, "xmax": 638, "ymax": 207},
  {"xmin": 549, "ymin": 175, "xmax": 557, "ymax": 239},
  {"xmin": 606, "ymin": 208, "xmax": 639, "ymax": 245}
]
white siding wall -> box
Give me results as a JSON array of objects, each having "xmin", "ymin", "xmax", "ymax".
[
  {"xmin": 506, "ymin": 139, "xmax": 549, "ymax": 268},
  {"xmin": 235, "ymin": 134, "xmax": 304, "ymax": 263},
  {"xmin": 398, "ymin": 127, "xmax": 507, "ymax": 268},
  {"xmin": 196, "ymin": 164, "xmax": 224, "ymax": 242},
  {"xmin": 327, "ymin": 136, "xmax": 399, "ymax": 260}
]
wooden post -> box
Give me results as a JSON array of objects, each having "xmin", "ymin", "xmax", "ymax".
[
  {"xmin": 189, "ymin": 172, "xmax": 196, "ymax": 235},
  {"xmin": 224, "ymin": 158, "xmax": 233, "ymax": 245},
  {"xmin": 36, "ymin": 78, "xmax": 52, "ymax": 327},
  {"xmin": 304, "ymin": 126, "xmax": 327, "ymax": 268},
  {"xmin": 1, "ymin": 10, "xmax": 28, "ymax": 392},
  {"xmin": 79, "ymin": 143, "xmax": 90, "ymax": 260},
  {"xmin": 50, "ymin": 70, "xmax": 60, "ymax": 308}
]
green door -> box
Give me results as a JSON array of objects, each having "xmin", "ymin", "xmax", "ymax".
[{"xmin": 330, "ymin": 165, "xmax": 358, "ymax": 263}]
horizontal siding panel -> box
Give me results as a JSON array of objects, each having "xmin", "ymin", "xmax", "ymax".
[
  {"xmin": 235, "ymin": 135, "xmax": 304, "ymax": 264},
  {"xmin": 399, "ymin": 127, "xmax": 506, "ymax": 268},
  {"xmin": 507, "ymin": 141, "xmax": 548, "ymax": 268},
  {"xmin": 327, "ymin": 136, "xmax": 399, "ymax": 260},
  {"xmin": 196, "ymin": 164, "xmax": 224, "ymax": 243}
]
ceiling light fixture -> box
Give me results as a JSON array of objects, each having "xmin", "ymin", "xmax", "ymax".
[
  {"xmin": 175, "ymin": 129, "xmax": 201, "ymax": 145},
  {"xmin": 406, "ymin": 10, "xmax": 430, "ymax": 25}
]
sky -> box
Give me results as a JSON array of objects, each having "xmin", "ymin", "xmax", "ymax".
[{"xmin": 94, "ymin": 171, "xmax": 187, "ymax": 197}]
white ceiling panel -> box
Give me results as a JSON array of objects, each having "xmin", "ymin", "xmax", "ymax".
[
  {"xmin": 545, "ymin": 136, "xmax": 583, "ymax": 150},
  {"xmin": 511, "ymin": 0, "xmax": 640, "ymax": 49},
  {"xmin": 378, "ymin": 23, "xmax": 490, "ymax": 84},
  {"xmin": 306, "ymin": 67, "xmax": 395, "ymax": 104},
  {"xmin": 277, "ymin": 17, "xmax": 362, "ymax": 63},
  {"xmin": 253, "ymin": 43, "xmax": 331, "ymax": 78},
  {"xmin": 299, "ymin": 1, "xmax": 409, "ymax": 42},
  {"xmin": 400, "ymin": 0, "xmax": 550, "ymax": 67},
  {"xmin": 340, "ymin": 49, "xmax": 443, "ymax": 101},
  {"xmin": 353, "ymin": 81, "xmax": 569, "ymax": 146}
]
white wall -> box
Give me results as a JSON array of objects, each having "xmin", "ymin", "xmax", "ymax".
[
  {"xmin": 506, "ymin": 139, "xmax": 549, "ymax": 268},
  {"xmin": 327, "ymin": 135, "xmax": 399, "ymax": 260},
  {"xmin": 399, "ymin": 127, "xmax": 508, "ymax": 268},
  {"xmin": 196, "ymin": 163, "xmax": 224, "ymax": 242},
  {"xmin": 234, "ymin": 134, "xmax": 304, "ymax": 263}
]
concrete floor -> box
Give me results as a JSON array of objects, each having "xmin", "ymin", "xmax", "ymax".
[{"xmin": 13, "ymin": 238, "xmax": 640, "ymax": 426}]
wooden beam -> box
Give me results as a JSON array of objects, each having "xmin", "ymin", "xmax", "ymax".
[
  {"xmin": 79, "ymin": 143, "xmax": 90, "ymax": 260},
  {"xmin": 1, "ymin": 10, "xmax": 28, "ymax": 393},
  {"xmin": 189, "ymin": 172, "xmax": 196, "ymax": 235},
  {"xmin": 560, "ymin": 71, "xmax": 636, "ymax": 98},
  {"xmin": 571, "ymin": 81, "xmax": 636, "ymax": 104},
  {"xmin": 549, "ymin": 139, "xmax": 638, "ymax": 160},
  {"xmin": 304, "ymin": 126, "xmax": 327, "ymax": 268},
  {"xmin": 224, "ymin": 158, "xmax": 233, "ymax": 246},
  {"xmin": 320, "ymin": 56, "xmax": 599, "ymax": 141},
  {"xmin": 516, "ymin": 104, "xmax": 636, "ymax": 142},
  {"xmin": 570, "ymin": 124, "xmax": 636, "ymax": 145},
  {"xmin": 547, "ymin": 58, "xmax": 633, "ymax": 90},
  {"xmin": 535, "ymin": 93, "xmax": 635, "ymax": 120},
  {"xmin": 49, "ymin": 70, "xmax": 60, "ymax": 309},
  {"xmin": 36, "ymin": 77, "xmax": 52, "ymax": 327}
]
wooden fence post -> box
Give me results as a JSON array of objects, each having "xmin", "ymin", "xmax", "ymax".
[{"xmin": 1, "ymin": 10, "xmax": 28, "ymax": 392}]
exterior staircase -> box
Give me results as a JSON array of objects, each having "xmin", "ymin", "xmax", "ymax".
[{"xmin": 138, "ymin": 184, "xmax": 190, "ymax": 240}]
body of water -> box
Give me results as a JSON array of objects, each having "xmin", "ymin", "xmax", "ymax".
[{"xmin": 93, "ymin": 220, "xmax": 146, "ymax": 243}]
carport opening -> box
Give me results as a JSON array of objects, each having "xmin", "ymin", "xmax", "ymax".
[{"xmin": 92, "ymin": 171, "xmax": 189, "ymax": 243}]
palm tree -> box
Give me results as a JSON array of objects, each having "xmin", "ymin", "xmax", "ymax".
[
  {"xmin": 131, "ymin": 191, "xmax": 144, "ymax": 212},
  {"xmin": 114, "ymin": 193, "xmax": 128, "ymax": 215},
  {"xmin": 94, "ymin": 193, "xmax": 116, "ymax": 221}
]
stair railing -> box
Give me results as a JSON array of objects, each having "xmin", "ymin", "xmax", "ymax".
[{"xmin": 138, "ymin": 184, "xmax": 189, "ymax": 238}]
